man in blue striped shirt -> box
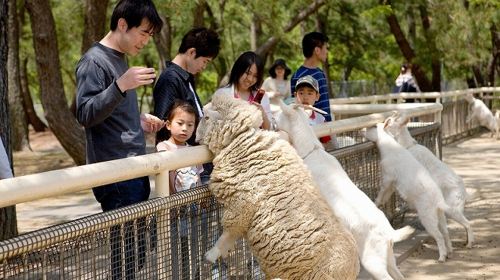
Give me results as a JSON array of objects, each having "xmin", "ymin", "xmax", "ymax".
[{"xmin": 291, "ymin": 32, "xmax": 332, "ymax": 122}]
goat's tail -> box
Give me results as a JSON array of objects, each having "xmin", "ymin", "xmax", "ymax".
[
  {"xmin": 495, "ymin": 110, "xmax": 500, "ymax": 120},
  {"xmin": 392, "ymin": 225, "xmax": 415, "ymax": 243}
]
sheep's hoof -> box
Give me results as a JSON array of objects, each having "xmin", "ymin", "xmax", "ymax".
[
  {"xmin": 205, "ymin": 247, "xmax": 221, "ymax": 263},
  {"xmin": 438, "ymin": 255, "xmax": 446, "ymax": 263}
]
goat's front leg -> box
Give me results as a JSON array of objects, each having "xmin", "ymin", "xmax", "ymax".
[{"xmin": 375, "ymin": 176, "xmax": 395, "ymax": 207}]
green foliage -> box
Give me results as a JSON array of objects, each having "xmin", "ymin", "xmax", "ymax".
[{"xmin": 18, "ymin": 0, "xmax": 499, "ymax": 107}]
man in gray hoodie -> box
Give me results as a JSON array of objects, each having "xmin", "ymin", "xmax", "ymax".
[{"xmin": 75, "ymin": 0, "xmax": 163, "ymax": 278}]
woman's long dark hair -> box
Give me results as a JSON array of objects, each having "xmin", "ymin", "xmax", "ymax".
[{"xmin": 227, "ymin": 51, "xmax": 264, "ymax": 92}]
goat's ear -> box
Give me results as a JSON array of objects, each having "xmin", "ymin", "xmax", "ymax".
[
  {"xmin": 383, "ymin": 117, "xmax": 393, "ymax": 129},
  {"xmin": 303, "ymin": 104, "xmax": 328, "ymax": 115},
  {"xmin": 401, "ymin": 116, "xmax": 410, "ymax": 126}
]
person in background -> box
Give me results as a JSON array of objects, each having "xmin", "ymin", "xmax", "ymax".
[
  {"xmin": 395, "ymin": 63, "xmax": 419, "ymax": 94},
  {"xmin": 290, "ymin": 31, "xmax": 333, "ymax": 122},
  {"xmin": 153, "ymin": 27, "xmax": 220, "ymax": 185},
  {"xmin": 153, "ymin": 27, "xmax": 221, "ymax": 146},
  {"xmin": 75, "ymin": 0, "xmax": 163, "ymax": 278},
  {"xmin": 214, "ymin": 51, "xmax": 275, "ymax": 130},
  {"xmin": 262, "ymin": 58, "xmax": 292, "ymax": 115},
  {"xmin": 0, "ymin": 138, "xmax": 13, "ymax": 180},
  {"xmin": 294, "ymin": 75, "xmax": 335, "ymax": 149},
  {"xmin": 156, "ymin": 100, "xmax": 206, "ymax": 280}
]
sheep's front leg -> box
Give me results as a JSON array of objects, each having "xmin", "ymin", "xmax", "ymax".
[
  {"xmin": 206, "ymin": 205, "xmax": 247, "ymax": 263},
  {"xmin": 205, "ymin": 231, "xmax": 239, "ymax": 263},
  {"xmin": 375, "ymin": 176, "xmax": 395, "ymax": 207}
]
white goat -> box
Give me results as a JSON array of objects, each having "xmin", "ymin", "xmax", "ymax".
[
  {"xmin": 364, "ymin": 122, "xmax": 454, "ymax": 262},
  {"xmin": 196, "ymin": 95, "xmax": 359, "ymax": 279},
  {"xmin": 384, "ymin": 114, "xmax": 474, "ymax": 248},
  {"xmin": 464, "ymin": 93, "xmax": 499, "ymax": 139},
  {"xmin": 276, "ymin": 102, "xmax": 414, "ymax": 280}
]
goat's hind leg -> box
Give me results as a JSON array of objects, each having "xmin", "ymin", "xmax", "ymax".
[
  {"xmin": 418, "ymin": 208, "xmax": 448, "ymax": 262},
  {"xmin": 387, "ymin": 242, "xmax": 404, "ymax": 280},
  {"xmin": 437, "ymin": 209, "xmax": 453, "ymax": 255},
  {"xmin": 445, "ymin": 207, "xmax": 475, "ymax": 248},
  {"xmin": 361, "ymin": 238, "xmax": 398, "ymax": 280}
]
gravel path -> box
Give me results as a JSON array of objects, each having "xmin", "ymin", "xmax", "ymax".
[{"xmin": 398, "ymin": 133, "xmax": 500, "ymax": 280}]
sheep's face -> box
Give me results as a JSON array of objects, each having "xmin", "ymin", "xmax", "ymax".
[{"xmin": 196, "ymin": 94, "xmax": 262, "ymax": 153}]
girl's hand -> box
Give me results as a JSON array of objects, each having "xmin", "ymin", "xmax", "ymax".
[{"xmin": 140, "ymin": 113, "xmax": 165, "ymax": 133}]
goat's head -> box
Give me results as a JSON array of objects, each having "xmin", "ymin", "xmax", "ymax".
[
  {"xmin": 383, "ymin": 111, "xmax": 409, "ymax": 138},
  {"xmin": 464, "ymin": 93, "xmax": 475, "ymax": 104}
]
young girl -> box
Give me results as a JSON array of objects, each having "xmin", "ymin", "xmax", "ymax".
[
  {"xmin": 156, "ymin": 100, "xmax": 204, "ymax": 279},
  {"xmin": 214, "ymin": 51, "xmax": 275, "ymax": 130}
]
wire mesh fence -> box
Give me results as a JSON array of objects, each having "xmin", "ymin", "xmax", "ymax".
[{"xmin": 0, "ymin": 122, "xmax": 440, "ymax": 280}]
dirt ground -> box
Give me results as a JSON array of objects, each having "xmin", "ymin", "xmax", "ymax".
[
  {"xmin": 13, "ymin": 130, "xmax": 100, "ymax": 233},
  {"xmin": 13, "ymin": 130, "xmax": 500, "ymax": 279},
  {"xmin": 397, "ymin": 133, "xmax": 500, "ymax": 280}
]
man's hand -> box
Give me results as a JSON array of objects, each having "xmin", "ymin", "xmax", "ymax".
[
  {"xmin": 116, "ymin": 67, "xmax": 156, "ymax": 92},
  {"xmin": 140, "ymin": 113, "xmax": 164, "ymax": 133}
]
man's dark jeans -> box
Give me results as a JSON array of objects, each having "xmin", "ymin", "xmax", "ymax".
[{"xmin": 93, "ymin": 176, "xmax": 150, "ymax": 280}]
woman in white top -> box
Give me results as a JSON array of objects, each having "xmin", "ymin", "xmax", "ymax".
[
  {"xmin": 0, "ymin": 139, "xmax": 13, "ymax": 179},
  {"xmin": 214, "ymin": 51, "xmax": 275, "ymax": 130},
  {"xmin": 262, "ymin": 59, "xmax": 292, "ymax": 112}
]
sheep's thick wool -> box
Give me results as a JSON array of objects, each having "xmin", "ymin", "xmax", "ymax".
[{"xmin": 196, "ymin": 95, "xmax": 359, "ymax": 279}]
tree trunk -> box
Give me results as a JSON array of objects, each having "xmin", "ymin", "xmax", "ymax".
[
  {"xmin": 25, "ymin": 0, "xmax": 85, "ymax": 165},
  {"xmin": 70, "ymin": 0, "xmax": 109, "ymax": 115},
  {"xmin": 487, "ymin": 23, "xmax": 499, "ymax": 86},
  {"xmin": 7, "ymin": 0, "xmax": 29, "ymax": 151},
  {"xmin": 382, "ymin": 0, "xmax": 432, "ymax": 92},
  {"xmin": 153, "ymin": 14, "xmax": 172, "ymax": 71},
  {"xmin": 255, "ymin": 0, "xmax": 326, "ymax": 57},
  {"xmin": 0, "ymin": 0, "xmax": 19, "ymax": 241},
  {"xmin": 418, "ymin": 4, "xmax": 441, "ymax": 91},
  {"xmin": 81, "ymin": 0, "xmax": 108, "ymax": 54},
  {"xmin": 20, "ymin": 58, "xmax": 47, "ymax": 132}
]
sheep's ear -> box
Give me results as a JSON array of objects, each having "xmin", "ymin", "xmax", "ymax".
[{"xmin": 204, "ymin": 106, "xmax": 221, "ymax": 121}]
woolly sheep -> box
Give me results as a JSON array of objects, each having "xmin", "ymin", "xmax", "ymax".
[
  {"xmin": 384, "ymin": 113, "xmax": 474, "ymax": 248},
  {"xmin": 275, "ymin": 102, "xmax": 414, "ymax": 280},
  {"xmin": 464, "ymin": 93, "xmax": 499, "ymax": 139},
  {"xmin": 195, "ymin": 95, "xmax": 359, "ymax": 279},
  {"xmin": 364, "ymin": 122, "xmax": 455, "ymax": 262}
]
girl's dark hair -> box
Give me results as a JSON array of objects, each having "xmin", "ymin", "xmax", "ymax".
[
  {"xmin": 156, "ymin": 100, "xmax": 198, "ymax": 144},
  {"xmin": 302, "ymin": 32, "xmax": 328, "ymax": 58},
  {"xmin": 110, "ymin": 0, "xmax": 163, "ymax": 35},
  {"xmin": 166, "ymin": 100, "xmax": 198, "ymax": 124},
  {"xmin": 178, "ymin": 27, "xmax": 221, "ymax": 59},
  {"xmin": 228, "ymin": 51, "xmax": 264, "ymax": 91}
]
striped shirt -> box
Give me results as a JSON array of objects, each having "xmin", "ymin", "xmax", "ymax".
[{"xmin": 291, "ymin": 66, "xmax": 332, "ymax": 122}]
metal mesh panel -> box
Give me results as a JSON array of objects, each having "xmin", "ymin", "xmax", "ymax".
[
  {"xmin": 0, "ymin": 123, "xmax": 440, "ymax": 279},
  {"xmin": 331, "ymin": 122, "xmax": 441, "ymax": 226},
  {"xmin": 0, "ymin": 187, "xmax": 265, "ymax": 280},
  {"xmin": 441, "ymin": 99, "xmax": 482, "ymax": 144}
]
